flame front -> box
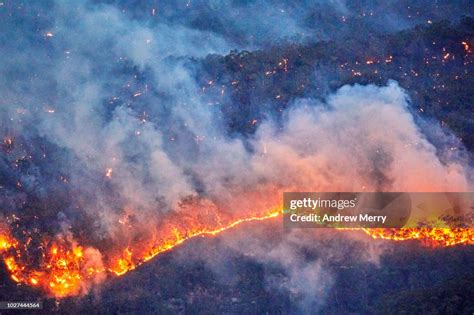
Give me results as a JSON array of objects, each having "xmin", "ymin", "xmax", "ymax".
[
  {"xmin": 363, "ymin": 227, "xmax": 474, "ymax": 246},
  {"xmin": 0, "ymin": 210, "xmax": 473, "ymax": 298},
  {"xmin": 0, "ymin": 227, "xmax": 105, "ymax": 297}
]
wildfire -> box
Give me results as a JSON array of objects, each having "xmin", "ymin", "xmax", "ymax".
[
  {"xmin": 363, "ymin": 227, "xmax": 473, "ymax": 246},
  {"xmin": 0, "ymin": 228, "xmax": 104, "ymax": 297},
  {"xmin": 0, "ymin": 210, "xmax": 472, "ymax": 298}
]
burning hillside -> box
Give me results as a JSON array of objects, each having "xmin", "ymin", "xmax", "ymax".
[
  {"xmin": 1, "ymin": 64, "xmax": 474, "ymax": 299},
  {"xmin": 0, "ymin": 1, "xmax": 473, "ymax": 313},
  {"xmin": 0, "ymin": 205, "xmax": 473, "ymax": 298}
]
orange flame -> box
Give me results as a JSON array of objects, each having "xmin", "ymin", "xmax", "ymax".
[
  {"xmin": 0, "ymin": 228, "xmax": 105, "ymax": 297},
  {"xmin": 0, "ymin": 210, "xmax": 472, "ymax": 298},
  {"xmin": 363, "ymin": 227, "xmax": 473, "ymax": 246}
]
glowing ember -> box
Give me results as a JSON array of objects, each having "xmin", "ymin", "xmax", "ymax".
[
  {"xmin": 105, "ymin": 168, "xmax": 113, "ymax": 178},
  {"xmin": 462, "ymin": 41, "xmax": 470, "ymax": 52}
]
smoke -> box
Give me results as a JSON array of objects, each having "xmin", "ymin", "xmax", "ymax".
[
  {"xmin": 234, "ymin": 229, "xmax": 335, "ymax": 313},
  {"xmin": 0, "ymin": 0, "xmax": 472, "ymax": 302},
  {"xmin": 1, "ymin": 0, "xmax": 472, "ymax": 243},
  {"xmin": 174, "ymin": 221, "xmax": 388, "ymax": 312},
  {"xmin": 249, "ymin": 81, "xmax": 470, "ymax": 193}
]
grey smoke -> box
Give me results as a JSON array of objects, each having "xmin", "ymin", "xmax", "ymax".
[{"xmin": 1, "ymin": 0, "xmax": 471, "ymax": 254}]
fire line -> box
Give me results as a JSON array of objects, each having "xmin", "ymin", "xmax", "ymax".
[{"xmin": 0, "ymin": 210, "xmax": 473, "ymax": 298}]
